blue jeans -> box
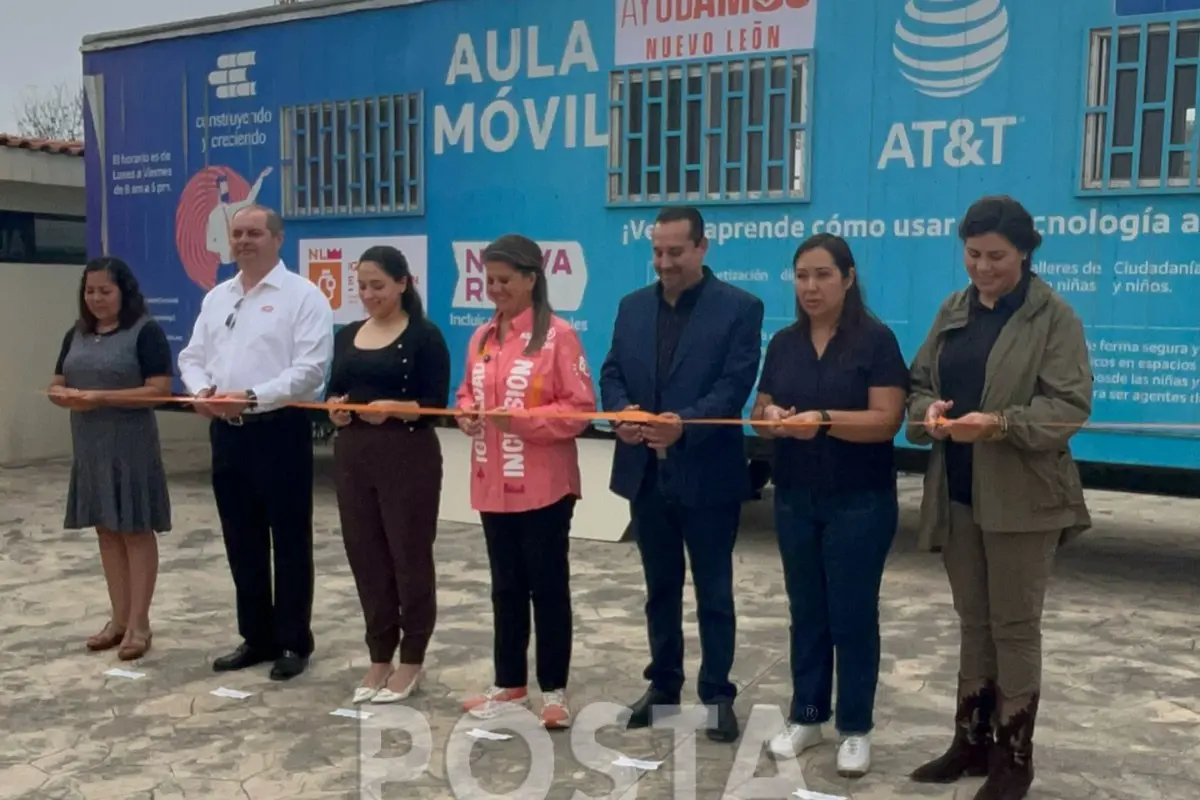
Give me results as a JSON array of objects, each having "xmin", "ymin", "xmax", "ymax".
[{"xmin": 774, "ymin": 485, "xmax": 898, "ymax": 734}]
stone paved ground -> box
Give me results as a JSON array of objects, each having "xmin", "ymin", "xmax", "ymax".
[{"xmin": 1, "ymin": 441, "xmax": 1198, "ymax": 799}]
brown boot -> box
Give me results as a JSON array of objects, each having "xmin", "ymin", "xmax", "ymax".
[
  {"xmin": 910, "ymin": 677, "xmax": 995, "ymax": 783},
  {"xmin": 973, "ymin": 692, "xmax": 1039, "ymax": 800}
]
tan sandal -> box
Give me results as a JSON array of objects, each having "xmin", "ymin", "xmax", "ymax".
[
  {"xmin": 118, "ymin": 630, "xmax": 152, "ymax": 661},
  {"xmin": 86, "ymin": 622, "xmax": 126, "ymax": 652}
]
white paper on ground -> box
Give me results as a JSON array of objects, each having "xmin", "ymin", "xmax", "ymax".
[
  {"xmin": 793, "ymin": 789, "xmax": 847, "ymax": 800},
  {"xmin": 103, "ymin": 668, "xmax": 145, "ymax": 679},
  {"xmin": 467, "ymin": 728, "xmax": 513, "ymax": 741},
  {"xmin": 612, "ymin": 756, "xmax": 662, "ymax": 770},
  {"xmin": 330, "ymin": 708, "xmax": 373, "ymax": 720},
  {"xmin": 210, "ymin": 687, "xmax": 252, "ymax": 699}
]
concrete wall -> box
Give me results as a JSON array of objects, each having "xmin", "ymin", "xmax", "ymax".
[
  {"xmin": 0, "ymin": 261, "xmax": 208, "ymax": 466},
  {"xmin": 0, "ymin": 145, "xmax": 83, "ymax": 185},
  {"xmin": 0, "ymin": 147, "xmax": 207, "ymax": 465},
  {"xmin": 0, "ymin": 145, "xmax": 86, "ymax": 213},
  {"xmin": 0, "ymin": 181, "xmax": 85, "ymax": 216}
]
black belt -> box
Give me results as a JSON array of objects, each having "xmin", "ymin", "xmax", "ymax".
[{"xmin": 221, "ymin": 407, "xmax": 303, "ymax": 426}]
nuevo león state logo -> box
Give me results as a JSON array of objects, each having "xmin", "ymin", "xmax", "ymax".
[{"xmin": 893, "ymin": 0, "xmax": 1009, "ymax": 98}]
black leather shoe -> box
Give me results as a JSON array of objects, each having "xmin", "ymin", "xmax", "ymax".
[
  {"xmin": 269, "ymin": 650, "xmax": 309, "ymax": 681},
  {"xmin": 212, "ymin": 643, "xmax": 277, "ymax": 672},
  {"xmin": 705, "ymin": 700, "xmax": 740, "ymax": 743},
  {"xmin": 625, "ymin": 687, "xmax": 681, "ymax": 729}
]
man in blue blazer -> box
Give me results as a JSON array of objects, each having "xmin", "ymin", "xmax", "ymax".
[{"xmin": 600, "ymin": 205, "xmax": 764, "ymax": 743}]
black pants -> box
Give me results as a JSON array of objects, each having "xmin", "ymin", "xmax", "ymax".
[
  {"xmin": 632, "ymin": 474, "xmax": 740, "ymax": 703},
  {"xmin": 333, "ymin": 423, "xmax": 442, "ymax": 665},
  {"xmin": 210, "ymin": 408, "xmax": 315, "ymax": 657},
  {"xmin": 480, "ymin": 494, "xmax": 575, "ymax": 692}
]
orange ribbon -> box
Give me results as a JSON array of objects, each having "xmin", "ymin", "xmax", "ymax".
[
  {"xmin": 44, "ymin": 392, "xmax": 810, "ymax": 428},
  {"xmin": 170, "ymin": 395, "xmax": 764, "ymax": 426},
  {"xmin": 41, "ymin": 392, "xmax": 1199, "ymax": 431}
]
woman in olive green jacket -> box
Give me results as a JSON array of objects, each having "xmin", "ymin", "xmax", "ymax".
[{"xmin": 905, "ymin": 196, "xmax": 1092, "ymax": 800}]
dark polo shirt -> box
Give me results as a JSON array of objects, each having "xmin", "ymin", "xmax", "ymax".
[{"xmin": 758, "ymin": 316, "xmax": 910, "ymax": 494}]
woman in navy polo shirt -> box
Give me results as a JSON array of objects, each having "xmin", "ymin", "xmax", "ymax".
[{"xmin": 752, "ymin": 233, "xmax": 909, "ymax": 777}]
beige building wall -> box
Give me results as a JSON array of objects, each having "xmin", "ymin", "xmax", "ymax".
[
  {"xmin": 0, "ymin": 262, "xmax": 208, "ymax": 466},
  {"xmin": 0, "ymin": 149, "xmax": 208, "ymax": 466}
]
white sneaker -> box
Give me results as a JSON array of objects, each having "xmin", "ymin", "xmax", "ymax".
[
  {"xmin": 768, "ymin": 722, "xmax": 823, "ymax": 759},
  {"xmin": 540, "ymin": 690, "xmax": 571, "ymax": 729},
  {"xmin": 463, "ymin": 686, "xmax": 530, "ymax": 720},
  {"xmin": 837, "ymin": 735, "xmax": 871, "ymax": 777}
]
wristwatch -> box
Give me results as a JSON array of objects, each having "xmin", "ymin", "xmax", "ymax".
[
  {"xmin": 985, "ymin": 412, "xmax": 1008, "ymax": 441},
  {"xmin": 245, "ymin": 389, "xmax": 258, "ymax": 409},
  {"xmin": 817, "ymin": 409, "xmax": 831, "ymax": 436}
]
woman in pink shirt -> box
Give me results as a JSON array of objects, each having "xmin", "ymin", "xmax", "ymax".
[{"xmin": 454, "ymin": 233, "xmax": 597, "ymax": 728}]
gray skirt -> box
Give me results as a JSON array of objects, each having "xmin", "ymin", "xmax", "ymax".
[{"xmin": 65, "ymin": 407, "xmax": 171, "ymax": 534}]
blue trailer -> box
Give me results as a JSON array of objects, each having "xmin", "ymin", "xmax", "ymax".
[{"xmin": 80, "ymin": 0, "xmax": 1200, "ymax": 492}]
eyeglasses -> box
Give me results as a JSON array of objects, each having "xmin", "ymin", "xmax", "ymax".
[{"xmin": 225, "ymin": 297, "xmax": 244, "ymax": 330}]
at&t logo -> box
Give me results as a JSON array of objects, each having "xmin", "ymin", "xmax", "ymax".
[{"xmin": 893, "ymin": 0, "xmax": 1010, "ymax": 98}]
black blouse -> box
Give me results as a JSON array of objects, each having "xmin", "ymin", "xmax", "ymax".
[
  {"xmin": 758, "ymin": 316, "xmax": 910, "ymax": 494},
  {"xmin": 326, "ymin": 317, "xmax": 451, "ymax": 429}
]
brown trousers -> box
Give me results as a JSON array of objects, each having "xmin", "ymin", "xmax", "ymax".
[
  {"xmin": 944, "ymin": 502, "xmax": 1058, "ymax": 710},
  {"xmin": 333, "ymin": 423, "xmax": 442, "ymax": 665}
]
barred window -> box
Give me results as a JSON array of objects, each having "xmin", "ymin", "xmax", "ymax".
[
  {"xmin": 281, "ymin": 93, "xmax": 424, "ymax": 217},
  {"xmin": 607, "ymin": 54, "xmax": 811, "ymax": 205},
  {"xmin": 1080, "ymin": 21, "xmax": 1199, "ymax": 193}
]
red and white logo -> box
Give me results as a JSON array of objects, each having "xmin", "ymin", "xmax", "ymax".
[
  {"xmin": 175, "ymin": 165, "xmax": 273, "ymax": 290},
  {"xmin": 451, "ymin": 241, "xmax": 589, "ymax": 311},
  {"xmin": 614, "ymin": 0, "xmax": 817, "ymax": 65},
  {"xmin": 307, "ymin": 248, "xmax": 344, "ymax": 310},
  {"xmin": 299, "ymin": 236, "xmax": 429, "ymax": 325}
]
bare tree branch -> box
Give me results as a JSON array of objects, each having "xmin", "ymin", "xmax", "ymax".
[{"xmin": 14, "ymin": 83, "xmax": 84, "ymax": 141}]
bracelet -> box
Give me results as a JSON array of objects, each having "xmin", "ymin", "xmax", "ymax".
[{"xmin": 986, "ymin": 412, "xmax": 1008, "ymax": 441}]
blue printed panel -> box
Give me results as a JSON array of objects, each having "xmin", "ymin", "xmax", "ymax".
[
  {"xmin": 83, "ymin": 35, "xmax": 282, "ymax": 362},
  {"xmin": 82, "ymin": 0, "xmax": 1200, "ymax": 470}
]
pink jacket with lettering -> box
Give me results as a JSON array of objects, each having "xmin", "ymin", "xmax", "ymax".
[{"xmin": 454, "ymin": 308, "xmax": 598, "ymax": 514}]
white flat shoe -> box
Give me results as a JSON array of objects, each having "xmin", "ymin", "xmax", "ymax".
[
  {"xmin": 371, "ymin": 668, "xmax": 424, "ymax": 704},
  {"xmin": 354, "ymin": 669, "xmax": 394, "ymax": 704},
  {"xmin": 353, "ymin": 686, "xmax": 380, "ymax": 704}
]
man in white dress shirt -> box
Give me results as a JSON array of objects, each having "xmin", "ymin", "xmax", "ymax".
[{"xmin": 178, "ymin": 204, "xmax": 333, "ymax": 681}]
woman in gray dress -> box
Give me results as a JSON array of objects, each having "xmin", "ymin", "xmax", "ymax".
[{"xmin": 48, "ymin": 256, "xmax": 173, "ymax": 661}]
